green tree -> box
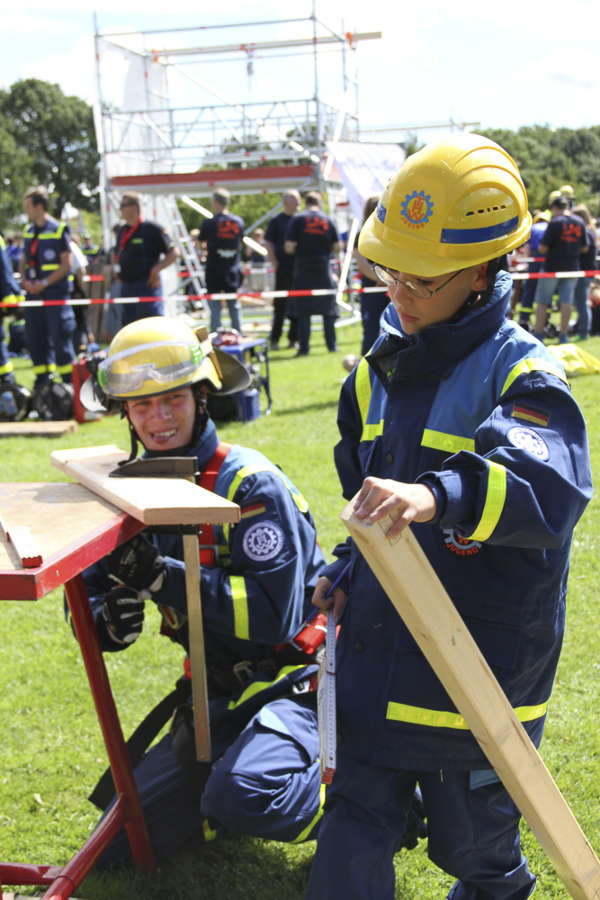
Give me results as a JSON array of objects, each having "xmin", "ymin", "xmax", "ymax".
[
  {"xmin": 0, "ymin": 78, "xmax": 99, "ymax": 217},
  {"xmin": 0, "ymin": 125, "xmax": 32, "ymax": 223}
]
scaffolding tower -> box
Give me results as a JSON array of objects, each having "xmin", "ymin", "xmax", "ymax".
[{"xmin": 93, "ymin": 7, "xmax": 382, "ymax": 287}]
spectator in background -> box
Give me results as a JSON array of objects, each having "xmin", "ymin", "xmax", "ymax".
[
  {"xmin": 571, "ymin": 203, "xmax": 597, "ymax": 341},
  {"xmin": 265, "ymin": 189, "xmax": 300, "ymax": 350},
  {"xmin": 353, "ymin": 195, "xmax": 390, "ymax": 356},
  {"xmin": 115, "ymin": 191, "xmax": 179, "ymax": 326},
  {"xmin": 532, "ymin": 195, "xmax": 587, "ymax": 344},
  {"xmin": 82, "ymin": 234, "xmax": 99, "ymax": 263},
  {"xmin": 245, "ymin": 227, "xmax": 269, "ymax": 295},
  {"xmin": 200, "ymin": 188, "xmax": 245, "ymax": 335},
  {"xmin": 68, "ymin": 235, "xmax": 93, "ymax": 353},
  {"xmin": 6, "ymin": 234, "xmax": 23, "ymax": 273},
  {"xmin": 515, "ymin": 210, "xmax": 550, "ymax": 331},
  {"xmin": 284, "ymin": 191, "xmax": 340, "ymax": 357},
  {"xmin": 21, "ymin": 185, "xmax": 75, "ymax": 388}
]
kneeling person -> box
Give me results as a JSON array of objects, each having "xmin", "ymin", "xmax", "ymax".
[{"xmin": 77, "ymin": 316, "xmax": 329, "ymax": 864}]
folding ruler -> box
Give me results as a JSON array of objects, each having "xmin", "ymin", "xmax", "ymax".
[{"xmin": 318, "ymin": 608, "xmax": 337, "ymax": 784}]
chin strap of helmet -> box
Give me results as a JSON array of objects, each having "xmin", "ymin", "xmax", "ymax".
[{"xmin": 450, "ymin": 255, "xmax": 508, "ymax": 323}]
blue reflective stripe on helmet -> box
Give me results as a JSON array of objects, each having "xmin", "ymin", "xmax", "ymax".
[{"xmin": 441, "ymin": 215, "xmax": 519, "ymax": 245}]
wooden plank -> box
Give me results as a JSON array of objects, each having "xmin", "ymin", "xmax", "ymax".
[
  {"xmin": 0, "ymin": 419, "xmax": 77, "ymax": 437},
  {"xmin": 0, "ymin": 482, "xmax": 129, "ymax": 576},
  {"xmin": 341, "ymin": 504, "xmax": 600, "ymax": 900},
  {"xmin": 0, "ymin": 512, "xmax": 43, "ymax": 568},
  {"xmin": 7, "ymin": 526, "xmax": 42, "ymax": 568},
  {"xmin": 51, "ymin": 446, "xmax": 240, "ymax": 527},
  {"xmin": 183, "ymin": 534, "xmax": 211, "ymax": 762}
]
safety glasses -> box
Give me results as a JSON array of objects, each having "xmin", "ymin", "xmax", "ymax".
[{"xmin": 371, "ymin": 265, "xmax": 462, "ymax": 300}]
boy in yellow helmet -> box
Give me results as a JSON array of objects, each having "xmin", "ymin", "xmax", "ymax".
[{"xmin": 306, "ymin": 135, "xmax": 591, "ymax": 899}]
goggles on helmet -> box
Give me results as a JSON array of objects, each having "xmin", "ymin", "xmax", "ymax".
[
  {"xmin": 97, "ymin": 340, "xmax": 204, "ymax": 397},
  {"xmin": 371, "ymin": 265, "xmax": 462, "ymax": 299}
]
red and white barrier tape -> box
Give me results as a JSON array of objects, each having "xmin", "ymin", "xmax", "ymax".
[{"xmin": 2, "ymin": 272, "xmax": 599, "ymax": 309}]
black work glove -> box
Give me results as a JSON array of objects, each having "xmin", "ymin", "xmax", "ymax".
[
  {"xmin": 107, "ymin": 533, "xmax": 166, "ymax": 593},
  {"xmin": 100, "ymin": 585, "xmax": 145, "ymax": 648}
]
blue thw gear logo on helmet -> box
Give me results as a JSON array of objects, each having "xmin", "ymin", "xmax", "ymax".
[{"xmin": 401, "ymin": 190, "xmax": 434, "ymax": 229}]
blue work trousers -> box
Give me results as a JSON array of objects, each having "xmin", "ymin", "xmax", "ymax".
[
  {"xmin": 24, "ymin": 303, "xmax": 75, "ymax": 386},
  {"xmin": 297, "ymin": 314, "xmax": 337, "ymax": 355},
  {"xmin": 573, "ymin": 276, "xmax": 591, "ymax": 338},
  {"xmin": 96, "ymin": 696, "xmax": 322, "ymax": 867},
  {"xmin": 305, "ymin": 754, "xmax": 535, "ymax": 900},
  {"xmin": 208, "ymin": 297, "xmax": 242, "ymax": 334}
]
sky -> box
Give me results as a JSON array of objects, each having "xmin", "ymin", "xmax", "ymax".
[{"xmin": 3, "ymin": 0, "xmax": 600, "ymax": 140}]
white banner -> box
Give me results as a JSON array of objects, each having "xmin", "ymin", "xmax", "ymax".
[{"xmin": 326, "ymin": 141, "xmax": 406, "ymax": 221}]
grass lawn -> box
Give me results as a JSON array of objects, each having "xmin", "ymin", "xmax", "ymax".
[{"xmin": 0, "ymin": 320, "xmax": 599, "ymax": 899}]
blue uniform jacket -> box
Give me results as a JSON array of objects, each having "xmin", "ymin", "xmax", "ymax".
[
  {"xmin": 23, "ymin": 217, "xmax": 71, "ymax": 298},
  {"xmin": 329, "ymin": 271, "xmax": 592, "ymax": 770},
  {"xmin": 83, "ymin": 419, "xmax": 326, "ymax": 674}
]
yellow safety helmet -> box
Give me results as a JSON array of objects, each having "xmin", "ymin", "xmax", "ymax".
[
  {"xmin": 358, "ymin": 133, "xmax": 532, "ymax": 277},
  {"xmin": 548, "ymin": 189, "xmax": 562, "ymax": 205},
  {"xmin": 559, "ymin": 184, "xmax": 574, "ymax": 198},
  {"xmin": 533, "ymin": 210, "xmax": 551, "ymax": 224},
  {"xmin": 80, "ymin": 316, "xmax": 249, "ymax": 411}
]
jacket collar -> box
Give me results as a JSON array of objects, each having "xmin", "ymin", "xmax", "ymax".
[{"xmin": 369, "ymin": 270, "xmax": 512, "ymax": 385}]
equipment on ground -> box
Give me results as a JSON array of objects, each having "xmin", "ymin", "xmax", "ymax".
[
  {"xmin": 0, "ymin": 382, "xmax": 31, "ymax": 421},
  {"xmin": 31, "ymin": 379, "xmax": 74, "ymax": 422}
]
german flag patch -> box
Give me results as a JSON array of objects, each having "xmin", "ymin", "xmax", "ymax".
[
  {"xmin": 512, "ymin": 404, "xmax": 550, "ymax": 427},
  {"xmin": 241, "ymin": 503, "xmax": 267, "ymax": 519}
]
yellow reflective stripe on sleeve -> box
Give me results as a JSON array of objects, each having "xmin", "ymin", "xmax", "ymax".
[
  {"xmin": 33, "ymin": 363, "xmax": 56, "ymax": 374},
  {"xmin": 223, "ymin": 462, "xmax": 309, "ymax": 544},
  {"xmin": 354, "ymin": 357, "xmax": 370, "ymax": 425},
  {"xmin": 421, "ymin": 428, "xmax": 475, "ymax": 454},
  {"xmin": 202, "ymin": 818, "xmax": 218, "ymax": 841},
  {"xmin": 227, "ymin": 664, "xmax": 308, "ymax": 710},
  {"xmin": 501, "ymin": 358, "xmax": 568, "ymax": 396},
  {"xmin": 291, "ymin": 783, "xmax": 327, "ymax": 843},
  {"xmin": 229, "ymin": 574, "xmax": 249, "ymax": 640},
  {"xmin": 386, "ymin": 700, "xmax": 548, "ymax": 729},
  {"xmin": 41, "ymin": 264, "xmax": 60, "ymax": 271},
  {"xmin": 354, "ymin": 357, "xmax": 383, "ymax": 441},
  {"xmin": 467, "ymin": 460, "xmax": 507, "ymax": 542},
  {"xmin": 227, "ymin": 464, "xmax": 309, "ymax": 513},
  {"xmin": 56, "ymin": 363, "xmax": 74, "ymax": 375}
]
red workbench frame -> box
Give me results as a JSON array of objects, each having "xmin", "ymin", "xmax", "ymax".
[{"xmin": 0, "ymin": 499, "xmax": 155, "ymax": 900}]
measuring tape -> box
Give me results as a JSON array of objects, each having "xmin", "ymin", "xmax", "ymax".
[{"xmin": 318, "ymin": 608, "xmax": 337, "ymax": 784}]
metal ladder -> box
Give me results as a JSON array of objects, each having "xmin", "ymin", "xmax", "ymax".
[{"xmin": 161, "ymin": 195, "xmax": 205, "ymax": 311}]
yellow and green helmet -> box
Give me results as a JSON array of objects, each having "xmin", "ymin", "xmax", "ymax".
[{"xmin": 80, "ymin": 316, "xmax": 249, "ymax": 412}]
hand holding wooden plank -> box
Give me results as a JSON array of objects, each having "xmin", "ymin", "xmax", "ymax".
[{"xmin": 341, "ymin": 502, "xmax": 600, "ymax": 900}]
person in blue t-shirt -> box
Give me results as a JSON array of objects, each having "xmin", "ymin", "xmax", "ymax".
[
  {"xmin": 199, "ymin": 189, "xmax": 245, "ymax": 335},
  {"xmin": 265, "ymin": 190, "xmax": 300, "ymax": 349},
  {"xmin": 532, "ymin": 196, "xmax": 587, "ymax": 343},
  {"xmin": 284, "ymin": 191, "xmax": 340, "ymax": 356},
  {"xmin": 571, "ymin": 204, "xmax": 598, "ymax": 340},
  {"xmin": 115, "ymin": 192, "xmax": 179, "ymax": 326}
]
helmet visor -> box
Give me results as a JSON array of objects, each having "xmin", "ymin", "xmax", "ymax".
[{"xmin": 97, "ymin": 340, "xmax": 204, "ymax": 396}]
